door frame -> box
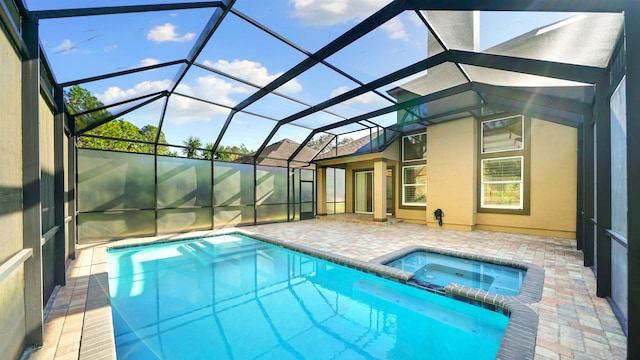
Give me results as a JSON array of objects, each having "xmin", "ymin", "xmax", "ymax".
[
  {"xmin": 354, "ymin": 170, "xmax": 374, "ymax": 214},
  {"xmin": 300, "ymin": 179, "xmax": 315, "ymax": 220}
]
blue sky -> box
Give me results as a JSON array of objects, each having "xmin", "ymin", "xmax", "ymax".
[{"xmin": 28, "ymin": 0, "xmax": 573, "ymax": 150}]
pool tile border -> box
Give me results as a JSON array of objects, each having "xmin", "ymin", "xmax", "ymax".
[
  {"xmin": 370, "ymin": 245, "xmax": 545, "ymax": 360},
  {"xmin": 370, "ymin": 245, "xmax": 545, "ymax": 304}
]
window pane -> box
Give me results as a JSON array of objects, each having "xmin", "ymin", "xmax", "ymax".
[
  {"xmin": 214, "ymin": 206, "xmax": 254, "ymax": 227},
  {"xmin": 403, "ymin": 185, "xmax": 426, "ymax": 205},
  {"xmin": 158, "ymin": 208, "xmax": 212, "ymax": 233},
  {"xmin": 335, "ymin": 168, "xmax": 346, "ymax": 202},
  {"xmin": 482, "ymin": 116, "xmax": 523, "ymax": 153},
  {"xmin": 213, "ymin": 162, "xmax": 254, "ymax": 206},
  {"xmin": 402, "ymin": 133, "xmax": 427, "ymax": 161},
  {"xmin": 256, "ymin": 166, "xmax": 288, "ymax": 205},
  {"xmin": 256, "ymin": 204, "xmax": 288, "ymax": 222},
  {"xmin": 326, "ymin": 168, "xmax": 335, "ymax": 202},
  {"xmin": 157, "ymin": 156, "xmax": 212, "ymax": 208},
  {"xmin": 78, "ymin": 149, "xmax": 154, "ymax": 211},
  {"xmin": 610, "ymin": 76, "xmax": 627, "ymax": 237},
  {"xmin": 403, "ymin": 166, "xmax": 427, "ymax": 185},
  {"xmin": 355, "ymin": 172, "xmax": 373, "ymax": 213},
  {"xmin": 326, "ymin": 203, "xmax": 335, "ymax": 215},
  {"xmin": 77, "ymin": 210, "xmax": 155, "ymax": 243},
  {"xmin": 483, "ymin": 183, "xmax": 522, "ymax": 207},
  {"xmin": 482, "ymin": 157, "xmax": 522, "ymax": 182}
]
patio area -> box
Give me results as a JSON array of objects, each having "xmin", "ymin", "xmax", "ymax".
[{"xmin": 31, "ymin": 221, "xmax": 626, "ymax": 360}]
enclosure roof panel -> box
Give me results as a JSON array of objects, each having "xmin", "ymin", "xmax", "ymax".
[{"xmin": 26, "ymin": 0, "xmax": 624, "ymax": 161}]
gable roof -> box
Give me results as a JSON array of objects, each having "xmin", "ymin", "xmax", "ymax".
[
  {"xmin": 314, "ymin": 131, "xmax": 384, "ymax": 161},
  {"xmin": 237, "ymin": 139, "xmax": 318, "ymax": 167}
]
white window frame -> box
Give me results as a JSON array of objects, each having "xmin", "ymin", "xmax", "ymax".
[
  {"xmin": 481, "ymin": 115, "xmax": 524, "ymax": 155},
  {"xmin": 402, "ymin": 164, "xmax": 427, "ymax": 206},
  {"xmin": 480, "ymin": 156, "xmax": 524, "ymax": 210},
  {"xmin": 402, "ymin": 132, "xmax": 427, "ymax": 162}
]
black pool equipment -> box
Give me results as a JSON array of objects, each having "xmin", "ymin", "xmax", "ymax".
[{"xmin": 433, "ymin": 208, "xmax": 444, "ymax": 227}]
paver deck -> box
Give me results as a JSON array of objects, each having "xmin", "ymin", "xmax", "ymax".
[{"xmin": 30, "ymin": 220, "xmax": 627, "ymax": 359}]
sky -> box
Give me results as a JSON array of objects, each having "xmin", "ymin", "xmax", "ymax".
[{"xmin": 27, "ymin": 0, "xmax": 574, "ymax": 150}]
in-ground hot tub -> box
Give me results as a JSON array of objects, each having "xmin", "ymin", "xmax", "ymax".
[{"xmin": 385, "ymin": 250, "xmax": 527, "ymax": 296}]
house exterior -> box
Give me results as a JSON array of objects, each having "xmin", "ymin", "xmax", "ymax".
[
  {"xmin": 314, "ymin": 114, "xmax": 577, "ymax": 238},
  {"xmin": 311, "ymin": 11, "xmax": 619, "ymax": 239}
]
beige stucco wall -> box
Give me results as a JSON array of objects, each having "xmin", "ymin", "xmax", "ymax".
[
  {"xmin": 476, "ymin": 118, "xmax": 578, "ymax": 238},
  {"xmin": 425, "ymin": 117, "xmax": 477, "ymax": 230},
  {"xmin": 0, "ymin": 22, "xmax": 27, "ymax": 360},
  {"xmin": 317, "ymin": 117, "xmax": 577, "ymax": 237}
]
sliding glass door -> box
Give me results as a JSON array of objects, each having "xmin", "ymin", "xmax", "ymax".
[{"xmin": 355, "ymin": 171, "xmax": 373, "ymax": 213}]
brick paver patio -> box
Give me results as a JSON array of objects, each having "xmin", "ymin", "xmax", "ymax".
[{"xmin": 30, "ymin": 220, "xmax": 626, "ymax": 359}]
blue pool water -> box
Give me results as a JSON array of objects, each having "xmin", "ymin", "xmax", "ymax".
[
  {"xmin": 107, "ymin": 234, "xmax": 509, "ymax": 359},
  {"xmin": 387, "ymin": 251, "xmax": 526, "ymax": 296}
]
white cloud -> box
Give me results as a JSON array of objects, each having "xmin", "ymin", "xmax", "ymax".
[
  {"xmin": 147, "ymin": 23, "xmax": 195, "ymax": 43},
  {"xmin": 53, "ymin": 39, "xmax": 76, "ymax": 54},
  {"xmin": 330, "ymin": 85, "xmax": 386, "ymax": 106},
  {"xmin": 95, "ymin": 80, "xmax": 173, "ymax": 105},
  {"xmin": 177, "ymin": 75, "xmax": 251, "ymax": 107},
  {"xmin": 104, "ymin": 44, "xmax": 118, "ymax": 53},
  {"xmin": 139, "ymin": 58, "xmax": 161, "ymax": 67},
  {"xmin": 204, "ymin": 59, "xmax": 302, "ymax": 94},
  {"xmin": 165, "ymin": 94, "xmax": 231, "ymax": 125},
  {"xmin": 91, "ymin": 58, "xmax": 305, "ymax": 125},
  {"xmin": 168, "ymin": 74, "xmax": 256, "ymax": 124},
  {"xmin": 381, "ymin": 17, "xmax": 408, "ymax": 40},
  {"xmin": 330, "ymin": 85, "xmax": 350, "ymax": 97},
  {"xmin": 290, "ymin": 0, "xmax": 390, "ymax": 26}
]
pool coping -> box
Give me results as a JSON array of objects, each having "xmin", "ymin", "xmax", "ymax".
[
  {"xmin": 95, "ymin": 228, "xmax": 543, "ymax": 360},
  {"xmin": 369, "ymin": 245, "xmax": 545, "ymax": 304}
]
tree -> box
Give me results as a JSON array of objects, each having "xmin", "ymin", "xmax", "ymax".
[
  {"xmin": 306, "ymin": 134, "xmax": 335, "ymax": 151},
  {"xmin": 202, "ymin": 142, "xmax": 215, "ymax": 160},
  {"xmin": 215, "ymin": 144, "xmax": 251, "ymax": 161},
  {"xmin": 65, "ymin": 85, "xmax": 112, "ymax": 132},
  {"xmin": 306, "ymin": 134, "xmax": 354, "ymax": 153},
  {"xmin": 182, "ymin": 136, "xmax": 203, "ymax": 158},
  {"xmin": 66, "ymin": 85, "xmax": 171, "ymax": 155}
]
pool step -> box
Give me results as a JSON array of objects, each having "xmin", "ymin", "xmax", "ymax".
[
  {"xmin": 409, "ymin": 278, "xmax": 446, "ymax": 295},
  {"xmin": 177, "ymin": 244, "xmax": 210, "ymax": 266},
  {"xmin": 177, "ymin": 241, "xmax": 271, "ymax": 265}
]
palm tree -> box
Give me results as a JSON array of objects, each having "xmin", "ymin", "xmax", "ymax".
[
  {"xmin": 182, "ymin": 136, "xmax": 202, "ymax": 158},
  {"xmin": 202, "ymin": 142, "xmax": 215, "ymax": 160}
]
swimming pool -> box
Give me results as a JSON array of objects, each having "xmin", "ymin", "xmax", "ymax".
[
  {"xmin": 107, "ymin": 233, "xmax": 509, "ymax": 359},
  {"xmin": 386, "ymin": 251, "xmax": 526, "ymax": 296}
]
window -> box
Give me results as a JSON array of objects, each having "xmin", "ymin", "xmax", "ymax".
[
  {"xmin": 402, "ymin": 132, "xmax": 426, "ymax": 162},
  {"xmin": 481, "ymin": 115, "xmax": 523, "ymax": 153},
  {"xmin": 478, "ymin": 115, "xmax": 529, "ymax": 214},
  {"xmin": 481, "ymin": 156, "xmax": 523, "ymax": 209},
  {"xmin": 402, "ymin": 165, "xmax": 426, "ymax": 206},
  {"xmin": 401, "ymin": 131, "xmax": 427, "ymax": 207}
]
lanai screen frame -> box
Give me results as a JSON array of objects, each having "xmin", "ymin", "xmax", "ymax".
[
  {"xmin": 4, "ymin": 0, "xmax": 639, "ymax": 357},
  {"xmin": 29, "ymin": 0, "xmax": 621, "ymax": 163}
]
